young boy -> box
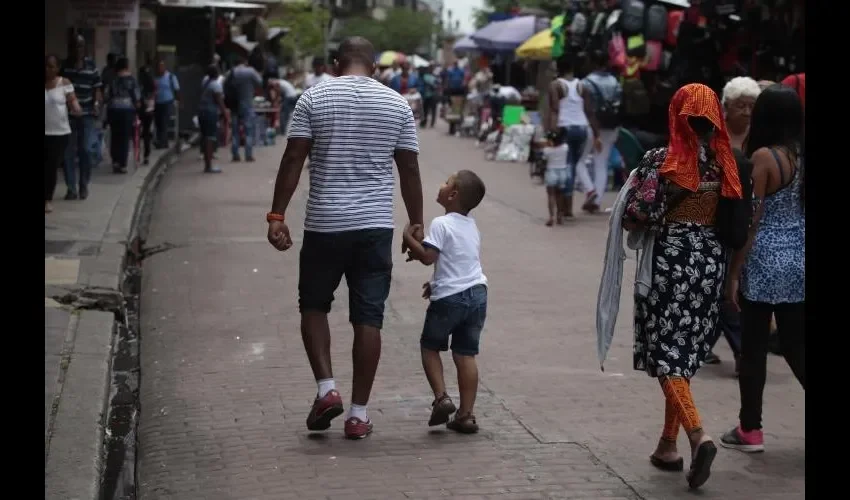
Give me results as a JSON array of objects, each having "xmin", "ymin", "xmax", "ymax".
[
  {"xmin": 542, "ymin": 132, "xmax": 570, "ymax": 226},
  {"xmin": 403, "ymin": 170, "xmax": 488, "ymax": 434}
]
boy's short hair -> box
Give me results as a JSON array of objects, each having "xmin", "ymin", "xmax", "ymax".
[{"xmin": 454, "ymin": 170, "xmax": 486, "ymax": 212}]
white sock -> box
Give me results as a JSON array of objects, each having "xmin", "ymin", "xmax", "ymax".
[
  {"xmin": 346, "ymin": 404, "xmax": 368, "ymax": 422},
  {"xmin": 317, "ymin": 378, "xmax": 335, "ymax": 398}
]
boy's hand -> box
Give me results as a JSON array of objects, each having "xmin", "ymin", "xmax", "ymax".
[
  {"xmin": 401, "ymin": 223, "xmax": 424, "ymax": 254},
  {"xmin": 421, "ymin": 282, "xmax": 431, "ymax": 299}
]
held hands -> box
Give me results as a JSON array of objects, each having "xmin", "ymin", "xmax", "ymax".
[
  {"xmin": 401, "ymin": 223, "xmax": 424, "ymax": 257},
  {"xmin": 267, "ymin": 220, "xmax": 292, "ymax": 251}
]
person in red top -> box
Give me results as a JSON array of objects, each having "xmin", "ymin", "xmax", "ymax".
[{"xmin": 781, "ymin": 73, "xmax": 805, "ymax": 109}]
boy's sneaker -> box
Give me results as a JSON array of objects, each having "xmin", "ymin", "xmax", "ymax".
[
  {"xmin": 446, "ymin": 412, "xmax": 479, "ymax": 434},
  {"xmin": 344, "ymin": 417, "xmax": 373, "ymax": 439},
  {"xmin": 720, "ymin": 425, "xmax": 764, "ymax": 453},
  {"xmin": 305, "ymin": 390, "xmax": 344, "ymax": 431},
  {"xmin": 428, "ymin": 394, "xmax": 457, "ymax": 426}
]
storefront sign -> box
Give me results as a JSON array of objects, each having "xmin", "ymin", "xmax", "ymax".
[{"xmin": 68, "ymin": 0, "xmax": 140, "ymax": 30}]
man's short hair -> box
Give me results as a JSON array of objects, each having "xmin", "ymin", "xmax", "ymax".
[
  {"xmin": 455, "ymin": 170, "xmax": 486, "ymax": 212},
  {"xmin": 336, "ymin": 36, "xmax": 375, "ymax": 70}
]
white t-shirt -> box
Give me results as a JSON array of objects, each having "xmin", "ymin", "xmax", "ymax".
[
  {"xmin": 45, "ymin": 80, "xmax": 74, "ymax": 136},
  {"xmin": 277, "ymin": 79, "xmax": 297, "ymax": 99},
  {"xmin": 423, "ymin": 213, "xmax": 488, "ymax": 301},
  {"xmin": 544, "ymin": 144, "xmax": 569, "ymax": 170},
  {"xmin": 288, "ymin": 75, "xmax": 419, "ymax": 232},
  {"xmin": 304, "ymin": 72, "xmax": 332, "ymax": 89}
]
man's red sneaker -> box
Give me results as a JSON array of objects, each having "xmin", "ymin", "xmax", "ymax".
[
  {"xmin": 306, "ymin": 390, "xmax": 344, "ymax": 431},
  {"xmin": 344, "ymin": 417, "xmax": 373, "ymax": 439}
]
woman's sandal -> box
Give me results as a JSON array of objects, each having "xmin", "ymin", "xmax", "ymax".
[
  {"xmin": 650, "ymin": 454, "xmax": 684, "ymax": 472},
  {"xmin": 687, "ymin": 440, "xmax": 718, "ymax": 489}
]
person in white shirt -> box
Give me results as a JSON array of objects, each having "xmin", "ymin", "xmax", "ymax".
[
  {"xmin": 542, "ymin": 133, "xmax": 570, "ymax": 226},
  {"xmin": 45, "ymin": 54, "xmax": 82, "ymax": 213},
  {"xmin": 304, "ymin": 58, "xmax": 333, "ymax": 89},
  {"xmin": 274, "ymin": 72, "xmax": 299, "ymax": 135},
  {"xmin": 402, "ymin": 170, "xmax": 488, "ymax": 435}
]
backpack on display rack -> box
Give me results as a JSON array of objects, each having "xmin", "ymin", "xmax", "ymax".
[
  {"xmin": 646, "ymin": 4, "xmax": 669, "ymax": 41},
  {"xmin": 621, "ymin": 0, "xmax": 645, "ymax": 34}
]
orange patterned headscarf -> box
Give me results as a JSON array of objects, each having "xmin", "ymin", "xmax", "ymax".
[{"xmin": 659, "ymin": 84, "xmax": 742, "ymax": 199}]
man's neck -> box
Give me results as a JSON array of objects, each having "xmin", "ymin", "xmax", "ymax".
[{"xmin": 339, "ymin": 65, "xmax": 370, "ymax": 77}]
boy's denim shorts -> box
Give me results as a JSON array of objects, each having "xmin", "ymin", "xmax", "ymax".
[{"xmin": 421, "ymin": 284, "xmax": 487, "ymax": 356}]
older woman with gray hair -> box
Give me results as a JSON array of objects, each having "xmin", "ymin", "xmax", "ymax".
[
  {"xmin": 722, "ymin": 77, "xmax": 762, "ymax": 150},
  {"xmin": 704, "ymin": 77, "xmax": 763, "ymax": 369}
]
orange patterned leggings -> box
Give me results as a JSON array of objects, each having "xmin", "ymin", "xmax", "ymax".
[{"xmin": 659, "ymin": 376, "xmax": 702, "ymax": 442}]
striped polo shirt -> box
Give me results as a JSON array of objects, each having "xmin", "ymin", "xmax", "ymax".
[
  {"xmin": 61, "ymin": 57, "xmax": 102, "ymax": 116},
  {"xmin": 288, "ymin": 75, "xmax": 419, "ymax": 233}
]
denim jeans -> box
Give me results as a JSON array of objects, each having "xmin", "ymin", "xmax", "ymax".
[
  {"xmin": 154, "ymin": 101, "xmax": 174, "ymax": 148},
  {"xmin": 108, "ymin": 108, "xmax": 136, "ymax": 168},
  {"xmin": 561, "ymin": 125, "xmax": 588, "ymax": 195},
  {"xmin": 298, "ymin": 229, "xmax": 394, "ymax": 329},
  {"xmin": 63, "ymin": 115, "xmax": 96, "ymax": 193},
  {"xmin": 279, "ymin": 97, "xmax": 297, "ymax": 136},
  {"xmin": 421, "ymin": 285, "xmax": 488, "ymax": 356},
  {"xmin": 231, "ymin": 105, "xmax": 256, "ymax": 159}
]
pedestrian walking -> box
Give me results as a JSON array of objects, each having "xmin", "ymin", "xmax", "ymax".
[
  {"xmin": 45, "ymin": 54, "xmax": 82, "ymax": 213},
  {"xmin": 266, "ymin": 36, "xmax": 424, "ymax": 440},
  {"xmin": 419, "ymin": 65, "xmax": 438, "ymax": 128},
  {"xmin": 547, "ymin": 55, "xmax": 589, "ymax": 218},
  {"xmin": 198, "ymin": 64, "xmax": 228, "ymax": 174},
  {"xmin": 602, "ymin": 83, "xmax": 743, "ymax": 490},
  {"xmin": 61, "ymin": 34, "xmax": 103, "ymax": 200},
  {"xmin": 721, "ymin": 84, "xmax": 805, "ymax": 454},
  {"xmin": 105, "ymin": 57, "xmax": 141, "ymax": 174},
  {"xmin": 153, "ymin": 59, "xmax": 181, "ymax": 149},
  {"xmin": 704, "ymin": 77, "xmax": 762, "ymax": 369},
  {"xmin": 402, "ymin": 170, "xmax": 487, "ymax": 434},
  {"xmin": 576, "ymin": 51, "xmax": 623, "ymax": 214},
  {"xmin": 541, "ymin": 133, "xmax": 570, "ymax": 226},
  {"xmin": 276, "ymin": 70, "xmax": 298, "ymax": 136},
  {"xmin": 137, "ymin": 54, "xmax": 156, "ymax": 165},
  {"xmin": 224, "ymin": 54, "xmax": 262, "ymax": 162}
]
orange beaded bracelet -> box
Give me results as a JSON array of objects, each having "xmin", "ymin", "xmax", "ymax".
[{"xmin": 266, "ymin": 212, "xmax": 285, "ymax": 222}]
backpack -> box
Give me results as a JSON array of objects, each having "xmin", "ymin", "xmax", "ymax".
[
  {"xmin": 646, "ymin": 4, "xmax": 669, "ymax": 41},
  {"xmin": 642, "ymin": 41, "xmax": 663, "ymax": 71},
  {"xmin": 585, "ymin": 77, "xmax": 621, "ymax": 129},
  {"xmin": 621, "ymin": 78, "xmax": 650, "ymax": 117},
  {"xmin": 223, "ymin": 71, "xmax": 238, "ymax": 110},
  {"xmin": 621, "ymin": 0, "xmax": 646, "ymax": 34},
  {"xmin": 667, "ymin": 10, "xmax": 684, "ymax": 46}
]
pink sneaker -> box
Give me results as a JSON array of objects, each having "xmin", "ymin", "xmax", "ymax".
[{"xmin": 720, "ymin": 425, "xmax": 764, "ymax": 453}]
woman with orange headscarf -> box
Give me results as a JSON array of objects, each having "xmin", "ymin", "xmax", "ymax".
[{"xmin": 622, "ymin": 84, "xmax": 743, "ymax": 490}]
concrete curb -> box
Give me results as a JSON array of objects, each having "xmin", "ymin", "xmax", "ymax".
[{"xmin": 45, "ymin": 137, "xmax": 195, "ymax": 500}]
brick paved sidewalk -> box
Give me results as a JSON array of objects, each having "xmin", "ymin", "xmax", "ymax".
[
  {"xmin": 46, "ymin": 142, "xmax": 184, "ymax": 500},
  {"xmin": 137, "ymin": 128, "xmax": 804, "ymax": 500}
]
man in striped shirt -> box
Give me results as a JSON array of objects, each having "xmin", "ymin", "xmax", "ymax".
[
  {"xmin": 61, "ymin": 35, "xmax": 103, "ymax": 200},
  {"xmin": 267, "ymin": 36, "xmax": 424, "ymax": 440}
]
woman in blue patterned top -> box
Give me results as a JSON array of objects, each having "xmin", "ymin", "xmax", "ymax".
[{"xmin": 722, "ymin": 85, "xmax": 805, "ymax": 454}]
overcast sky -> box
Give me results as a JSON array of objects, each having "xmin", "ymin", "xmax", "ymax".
[{"xmin": 446, "ymin": 0, "xmax": 483, "ymax": 35}]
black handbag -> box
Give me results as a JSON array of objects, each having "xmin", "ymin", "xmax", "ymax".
[{"xmin": 715, "ymin": 148, "xmax": 753, "ymax": 250}]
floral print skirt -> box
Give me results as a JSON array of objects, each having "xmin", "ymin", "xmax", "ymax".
[{"xmin": 634, "ymin": 222, "xmax": 727, "ymax": 379}]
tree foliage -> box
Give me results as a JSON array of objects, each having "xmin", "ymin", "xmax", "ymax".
[
  {"xmin": 269, "ymin": 1, "xmax": 330, "ymax": 60},
  {"xmin": 337, "ymin": 8, "xmax": 437, "ymax": 54},
  {"xmin": 472, "ymin": 0, "xmax": 565, "ymax": 30}
]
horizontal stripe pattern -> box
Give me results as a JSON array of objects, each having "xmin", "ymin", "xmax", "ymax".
[
  {"xmin": 289, "ymin": 76, "xmax": 419, "ymax": 233},
  {"xmin": 61, "ymin": 58, "xmax": 102, "ymax": 115}
]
